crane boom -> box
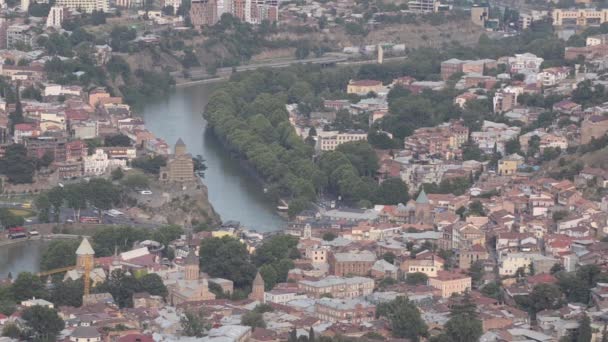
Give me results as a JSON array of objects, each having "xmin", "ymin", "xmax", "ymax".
[{"xmin": 37, "ymin": 265, "xmax": 76, "ymax": 277}]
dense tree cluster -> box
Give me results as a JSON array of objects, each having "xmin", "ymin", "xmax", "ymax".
[
  {"xmin": 205, "ymin": 67, "xmax": 419, "ymax": 214},
  {"xmin": 199, "ymin": 234, "xmax": 300, "ymax": 292},
  {"xmin": 95, "ymin": 270, "xmax": 168, "ymax": 308},
  {"xmin": 36, "ymin": 179, "xmax": 123, "ymax": 223},
  {"xmin": 254, "ymin": 235, "xmax": 299, "ymax": 290},
  {"xmin": 376, "ymin": 296, "xmax": 428, "ymax": 340}
]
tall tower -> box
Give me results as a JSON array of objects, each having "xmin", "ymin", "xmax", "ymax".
[
  {"xmin": 184, "ymin": 249, "xmax": 200, "ymax": 281},
  {"xmin": 76, "ymin": 238, "xmax": 95, "ymax": 270},
  {"xmin": 249, "ymin": 271, "xmax": 265, "ymax": 302},
  {"xmin": 175, "ymin": 138, "xmax": 187, "ymax": 156}
]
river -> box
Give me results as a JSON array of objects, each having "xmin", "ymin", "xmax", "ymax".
[
  {"xmin": 0, "ymin": 240, "xmax": 49, "ymax": 277},
  {"xmin": 0, "ymin": 83, "xmax": 284, "ymax": 277},
  {"xmin": 140, "ymin": 83, "xmax": 285, "ymax": 232}
]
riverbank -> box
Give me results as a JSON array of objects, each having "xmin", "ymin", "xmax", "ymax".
[{"xmin": 141, "ymin": 84, "xmax": 285, "ymax": 232}]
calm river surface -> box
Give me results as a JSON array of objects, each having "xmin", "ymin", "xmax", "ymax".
[
  {"xmin": 0, "ymin": 83, "xmax": 284, "ymax": 276},
  {"xmin": 140, "ymin": 83, "xmax": 285, "ymax": 232},
  {"xmin": 0, "ymin": 240, "xmax": 48, "ymax": 277}
]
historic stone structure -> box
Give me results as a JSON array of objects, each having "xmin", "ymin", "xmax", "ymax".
[
  {"xmin": 160, "ymin": 138, "xmax": 195, "ymax": 183},
  {"xmin": 165, "ymin": 249, "xmax": 216, "ymax": 305}
]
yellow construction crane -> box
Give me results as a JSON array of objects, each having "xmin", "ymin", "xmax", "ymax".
[
  {"xmin": 37, "ymin": 265, "xmax": 76, "ymax": 277},
  {"xmin": 83, "ymin": 255, "xmax": 92, "ymax": 297},
  {"xmin": 37, "ymin": 257, "xmax": 93, "ymax": 301}
]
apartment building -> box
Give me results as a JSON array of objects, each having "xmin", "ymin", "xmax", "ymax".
[
  {"xmin": 407, "ymin": 0, "xmax": 437, "ymax": 13},
  {"xmin": 55, "ymin": 0, "xmax": 108, "ymax": 13},
  {"xmin": 328, "ymin": 250, "xmax": 376, "ymax": 276},
  {"xmin": 46, "ymin": 6, "xmax": 64, "ymax": 28},
  {"xmin": 552, "ymin": 8, "xmax": 608, "ymax": 26},
  {"xmin": 498, "ymin": 154, "xmax": 524, "ymax": 176},
  {"xmin": 298, "ymin": 276, "xmax": 375, "ymax": 298},
  {"xmin": 536, "ymin": 67, "xmax": 570, "ymax": 87},
  {"xmin": 493, "ymin": 90, "xmax": 518, "ymax": 113},
  {"xmin": 428, "ymin": 270, "xmax": 472, "ymax": 298},
  {"xmin": 6, "ymin": 25, "xmax": 32, "ymax": 49},
  {"xmin": 315, "ymin": 298, "xmax": 376, "ymax": 324},
  {"xmin": 507, "ymin": 53, "xmax": 544, "ymax": 73},
  {"xmin": 315, "ymin": 130, "xmax": 367, "ymax": 151}
]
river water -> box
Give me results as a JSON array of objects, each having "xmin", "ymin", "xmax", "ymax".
[
  {"xmin": 0, "ymin": 83, "xmax": 284, "ymax": 277},
  {"xmin": 140, "ymin": 83, "xmax": 285, "ymax": 232},
  {"xmin": 0, "ymin": 240, "xmax": 48, "ymax": 277}
]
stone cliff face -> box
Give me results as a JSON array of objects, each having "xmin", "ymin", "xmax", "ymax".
[
  {"xmin": 133, "ymin": 178, "xmax": 221, "ymax": 227},
  {"xmin": 161, "ymin": 180, "xmax": 221, "ymax": 227}
]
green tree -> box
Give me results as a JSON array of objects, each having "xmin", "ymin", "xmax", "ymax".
[
  {"xmin": 40, "ymin": 240, "xmax": 79, "ymax": 271},
  {"xmin": 405, "ymin": 272, "xmax": 429, "ymax": 285},
  {"xmin": 382, "ymin": 252, "xmax": 396, "ymax": 264},
  {"xmin": 322, "ymin": 232, "xmax": 336, "ymax": 241},
  {"xmin": 469, "ymin": 260, "xmax": 485, "ymax": 286},
  {"xmin": 139, "ymin": 273, "xmax": 168, "ymax": 298},
  {"xmin": 259, "ymin": 265, "xmax": 278, "ymax": 291},
  {"xmin": 530, "ymin": 283, "xmax": 564, "ymax": 313},
  {"xmin": 576, "ymin": 313, "xmax": 592, "ymax": 342},
  {"xmin": 376, "ymin": 178, "xmax": 409, "ymax": 204},
  {"xmin": 1, "ymin": 323, "xmax": 21, "ymax": 339},
  {"xmin": 443, "ymin": 293, "xmax": 483, "ymax": 342},
  {"xmin": 95, "ymin": 269, "xmax": 141, "ymax": 308},
  {"xmin": 21, "ymin": 305, "xmax": 65, "ymax": 342},
  {"xmin": 11, "ymin": 272, "xmax": 47, "ymax": 301},
  {"xmin": 379, "ymin": 296, "xmax": 428, "ymax": 341},
  {"xmin": 468, "ymin": 200, "xmax": 486, "ymax": 216},
  {"xmin": 180, "ymin": 309, "xmax": 210, "ymax": 337},
  {"xmin": 199, "ymin": 236, "xmax": 257, "ymax": 289},
  {"xmin": 0, "ymin": 144, "xmax": 36, "ymax": 184},
  {"xmin": 34, "ymin": 193, "xmax": 51, "ymax": 223},
  {"xmin": 0, "ymin": 208, "xmax": 24, "ymax": 228},
  {"xmin": 111, "ymin": 167, "xmax": 124, "ymax": 180},
  {"xmin": 241, "ymin": 311, "xmax": 266, "ymax": 329},
  {"xmin": 50, "ymin": 279, "xmax": 83, "ymax": 307}
]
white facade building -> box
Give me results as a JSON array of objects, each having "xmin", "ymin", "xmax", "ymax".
[
  {"xmin": 315, "ymin": 130, "xmax": 367, "ymax": 151},
  {"xmin": 84, "ymin": 148, "xmax": 126, "ymax": 176},
  {"xmin": 508, "ymin": 53, "xmax": 544, "ymax": 74},
  {"xmin": 46, "ymin": 6, "xmax": 64, "ymax": 28},
  {"xmin": 55, "ymin": 0, "xmax": 108, "ymax": 13}
]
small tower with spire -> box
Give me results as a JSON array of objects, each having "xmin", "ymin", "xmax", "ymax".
[
  {"xmin": 184, "ymin": 248, "xmax": 200, "ymax": 281},
  {"xmin": 175, "ymin": 138, "xmax": 186, "ymax": 156},
  {"xmin": 415, "ymin": 189, "xmax": 431, "ymax": 224},
  {"xmin": 76, "ymin": 238, "xmax": 95, "ymax": 270},
  {"xmin": 249, "ymin": 271, "xmax": 265, "ymax": 302}
]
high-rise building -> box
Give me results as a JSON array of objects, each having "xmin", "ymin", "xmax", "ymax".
[
  {"xmin": 190, "ymin": 0, "xmax": 217, "ymax": 28},
  {"xmin": 190, "ymin": 0, "xmax": 277, "ymax": 28},
  {"xmin": 20, "ymin": 0, "xmax": 29, "ymax": 11},
  {"xmin": 55, "ymin": 0, "xmax": 108, "ymax": 13},
  {"xmin": 46, "ymin": 6, "xmax": 64, "ymax": 28},
  {"xmin": 6, "ymin": 24, "xmax": 32, "ymax": 49}
]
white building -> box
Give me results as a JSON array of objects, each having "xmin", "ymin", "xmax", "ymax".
[
  {"xmin": 83, "ymin": 148, "xmax": 126, "ymax": 176},
  {"xmin": 537, "ymin": 67, "xmax": 570, "ymax": 87},
  {"xmin": 470, "ymin": 120, "xmax": 521, "ymax": 155},
  {"xmin": 315, "ymin": 130, "xmax": 367, "ymax": 151},
  {"xmin": 20, "ymin": 0, "xmax": 29, "ymax": 11},
  {"xmin": 264, "ymin": 289, "xmax": 302, "ymax": 304},
  {"xmin": 21, "ymin": 297, "xmax": 54, "ymax": 308},
  {"xmin": 46, "ymin": 6, "xmax": 64, "ymax": 28},
  {"xmin": 508, "ymin": 53, "xmax": 544, "ymax": 74},
  {"xmin": 55, "ymin": 0, "xmax": 108, "ymax": 13}
]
